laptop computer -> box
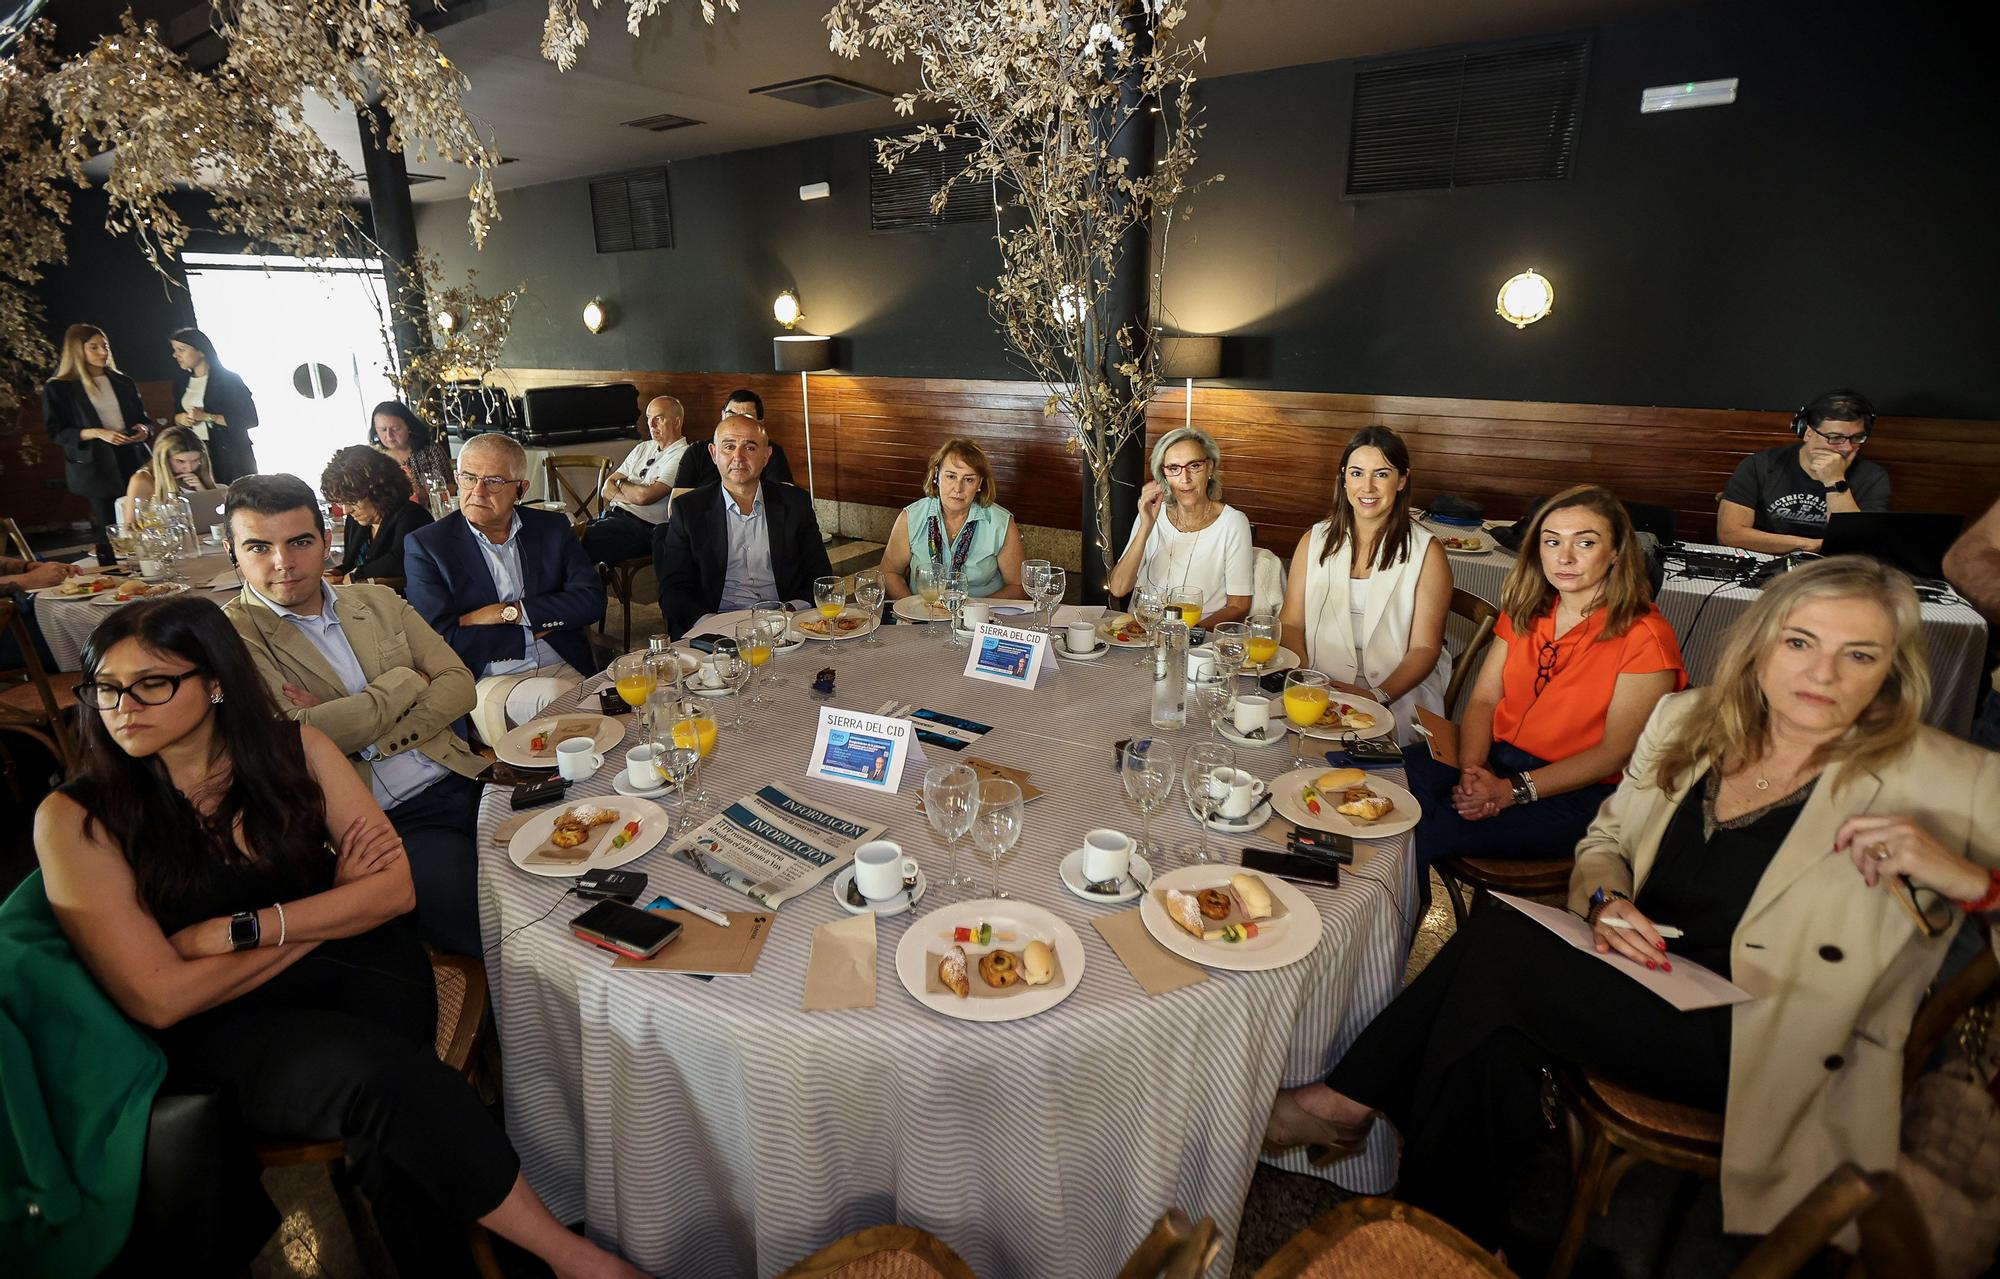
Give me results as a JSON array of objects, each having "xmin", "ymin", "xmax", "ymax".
[
  {"xmin": 179, "ymin": 486, "xmax": 232, "ymax": 527},
  {"xmin": 1819, "ymin": 512, "xmax": 1964, "ymax": 582}
]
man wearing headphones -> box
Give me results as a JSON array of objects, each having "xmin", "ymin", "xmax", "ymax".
[{"xmin": 1717, "ymin": 389, "xmax": 1891, "ymax": 554}]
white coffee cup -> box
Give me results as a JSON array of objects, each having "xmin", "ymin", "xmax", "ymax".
[
  {"xmin": 1231, "ymin": 694, "xmax": 1272, "ymax": 737},
  {"xmin": 959, "ymin": 601, "xmax": 992, "ymax": 631},
  {"xmin": 1081, "ymin": 828, "xmax": 1133, "ymax": 883},
  {"xmin": 1186, "ymin": 646, "xmax": 1217, "ymax": 683},
  {"xmin": 625, "ymin": 743, "xmax": 662, "ymax": 790},
  {"xmin": 556, "ymin": 736, "xmax": 604, "ymax": 782},
  {"xmin": 137, "ymin": 558, "xmax": 164, "ymax": 578},
  {"xmin": 209, "ymin": 523, "xmax": 227, "ymax": 544},
  {"xmin": 1066, "ymin": 621, "xmax": 1099, "ymax": 654},
  {"xmin": 1215, "ymin": 768, "xmax": 1269, "ymax": 819},
  {"xmin": 697, "ymin": 660, "xmax": 724, "ymax": 689},
  {"xmin": 853, "ymin": 839, "xmax": 919, "ymax": 901}
]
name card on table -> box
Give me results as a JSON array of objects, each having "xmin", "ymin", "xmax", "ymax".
[
  {"xmin": 807, "ymin": 706, "xmax": 929, "ymax": 794},
  {"xmin": 961, "ymin": 622, "xmax": 1061, "ymax": 690}
]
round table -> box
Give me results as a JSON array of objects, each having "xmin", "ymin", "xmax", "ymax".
[
  {"xmin": 38, "ymin": 552, "xmax": 241, "ymax": 670},
  {"xmin": 476, "ymin": 624, "xmax": 1421, "ymax": 1278}
]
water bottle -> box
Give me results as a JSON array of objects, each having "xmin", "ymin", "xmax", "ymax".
[{"xmin": 1151, "ymin": 619, "xmax": 1189, "ymax": 731}]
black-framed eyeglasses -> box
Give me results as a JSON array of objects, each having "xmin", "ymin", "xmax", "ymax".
[
  {"xmin": 1806, "ymin": 423, "xmax": 1869, "ymax": 447},
  {"xmin": 454, "ymin": 470, "xmax": 522, "ymax": 490},
  {"xmin": 76, "ymin": 671, "xmax": 204, "ymax": 711},
  {"xmin": 1534, "ymin": 639, "xmax": 1563, "ymax": 695},
  {"xmin": 1161, "ymin": 460, "xmax": 1210, "ymax": 478},
  {"xmin": 1893, "ymin": 876, "xmax": 1953, "ymax": 939}
]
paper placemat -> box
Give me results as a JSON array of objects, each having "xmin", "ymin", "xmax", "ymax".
[
  {"xmin": 801, "ymin": 912, "xmax": 876, "ymax": 1010},
  {"xmin": 613, "ymin": 911, "xmax": 774, "ymax": 975},
  {"xmin": 490, "ymin": 811, "xmax": 536, "ymax": 848},
  {"xmin": 1092, "ymin": 909, "xmax": 1206, "ymax": 996}
]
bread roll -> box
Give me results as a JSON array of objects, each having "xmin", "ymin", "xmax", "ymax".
[
  {"xmin": 1315, "ymin": 767, "xmax": 1367, "ymax": 791},
  {"xmin": 1022, "ymin": 939, "xmax": 1054, "ymax": 986},
  {"xmin": 1230, "ymin": 873, "xmax": 1274, "ymax": 920}
]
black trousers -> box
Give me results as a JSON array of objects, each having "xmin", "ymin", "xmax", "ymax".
[
  {"xmin": 581, "ymin": 507, "xmax": 656, "ymax": 564},
  {"xmin": 386, "ymin": 771, "xmax": 485, "ymax": 955},
  {"xmin": 1401, "ymin": 741, "xmax": 1617, "ymax": 872},
  {"xmin": 1328, "ymin": 908, "xmax": 1732, "ymax": 1248},
  {"xmin": 154, "ymin": 924, "xmax": 519, "ymax": 1276}
]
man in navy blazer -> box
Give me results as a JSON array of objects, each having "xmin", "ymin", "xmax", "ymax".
[
  {"xmin": 405, "ymin": 433, "xmax": 606, "ymax": 740},
  {"xmin": 653, "ymin": 413, "xmax": 832, "ymax": 639}
]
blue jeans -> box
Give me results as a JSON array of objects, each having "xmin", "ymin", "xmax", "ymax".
[{"xmin": 1401, "ymin": 740, "xmax": 1616, "ymax": 873}]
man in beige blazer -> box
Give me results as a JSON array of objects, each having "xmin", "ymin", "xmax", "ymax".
[{"xmin": 221, "ymin": 475, "xmax": 490, "ymax": 954}]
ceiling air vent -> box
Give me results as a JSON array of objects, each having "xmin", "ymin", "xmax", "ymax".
[
  {"xmin": 620, "ymin": 112, "xmax": 704, "ymax": 133},
  {"xmin": 869, "ymin": 130, "xmax": 988, "ymax": 233},
  {"xmin": 750, "ymin": 75, "xmax": 887, "ymax": 109},
  {"xmin": 1347, "ymin": 36, "xmax": 1589, "ymax": 197},
  {"xmin": 590, "ymin": 169, "xmax": 673, "ymax": 253}
]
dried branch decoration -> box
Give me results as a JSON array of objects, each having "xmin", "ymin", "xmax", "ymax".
[
  {"xmin": 388, "ymin": 251, "xmax": 526, "ymax": 427},
  {"xmin": 541, "ymin": 0, "xmax": 741, "ymax": 71},
  {"xmin": 0, "ymin": 20, "xmax": 66, "ymax": 432}
]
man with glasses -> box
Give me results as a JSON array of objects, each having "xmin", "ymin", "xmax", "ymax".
[
  {"xmin": 1717, "ymin": 389, "xmax": 1891, "ymax": 554},
  {"xmin": 220, "ymin": 474, "xmax": 489, "ymax": 953},
  {"xmin": 405, "ymin": 432, "xmax": 606, "ymax": 742}
]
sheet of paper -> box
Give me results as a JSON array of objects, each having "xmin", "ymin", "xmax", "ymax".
[
  {"xmin": 806, "ymin": 706, "xmax": 929, "ymax": 794},
  {"xmin": 961, "ymin": 621, "xmax": 1059, "ymax": 689},
  {"xmin": 1492, "ymin": 893, "xmax": 1751, "ymax": 1011}
]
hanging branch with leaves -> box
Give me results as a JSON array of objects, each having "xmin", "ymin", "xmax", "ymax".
[
  {"xmin": 0, "ymin": 20, "xmax": 66, "ymax": 438},
  {"xmin": 386, "ymin": 251, "xmax": 526, "ymax": 427}
]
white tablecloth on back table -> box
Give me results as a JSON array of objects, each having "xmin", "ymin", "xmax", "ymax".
[
  {"xmin": 478, "ymin": 625, "xmax": 1420, "ymax": 1277},
  {"xmin": 38, "ymin": 552, "xmax": 239, "ymax": 670}
]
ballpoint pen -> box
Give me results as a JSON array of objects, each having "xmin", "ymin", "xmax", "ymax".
[{"xmin": 1597, "ymin": 916, "xmax": 1685, "ymax": 940}]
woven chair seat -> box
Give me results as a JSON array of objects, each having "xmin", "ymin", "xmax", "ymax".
[
  {"xmin": 819, "ymin": 1257, "xmax": 961, "ymax": 1278},
  {"xmin": 1584, "ymin": 1073, "xmax": 1724, "ymax": 1144},
  {"xmin": 433, "ymin": 963, "xmax": 469, "ymax": 1063},
  {"xmin": 1295, "ymin": 1220, "xmax": 1503, "ymax": 1278},
  {"xmin": 0, "ymin": 670, "xmax": 81, "ymax": 712}
]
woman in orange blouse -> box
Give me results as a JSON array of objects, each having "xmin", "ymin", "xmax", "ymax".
[{"xmin": 1402, "ymin": 485, "xmax": 1686, "ymax": 873}]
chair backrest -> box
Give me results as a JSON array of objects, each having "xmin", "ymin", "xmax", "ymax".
[
  {"xmin": 428, "ymin": 953, "xmax": 489, "ymax": 1078},
  {"xmin": 1251, "ymin": 547, "xmax": 1287, "ymax": 616},
  {"xmin": 1251, "ymin": 1198, "xmax": 1514, "ymax": 1278},
  {"xmin": 1443, "ymin": 588, "xmax": 1499, "ymax": 719},
  {"xmin": 1, "ymin": 517, "xmax": 33, "ymax": 561},
  {"xmin": 773, "ymin": 1224, "xmax": 977, "ymax": 1278},
  {"xmin": 0, "ymin": 598, "xmax": 78, "ymax": 769},
  {"xmin": 542, "ymin": 454, "xmax": 611, "ymax": 521},
  {"xmin": 1115, "ymin": 1210, "xmax": 1220, "ymax": 1279},
  {"xmin": 1728, "ymin": 1165, "xmax": 1935, "ymax": 1279},
  {"xmin": 1904, "ymin": 927, "xmax": 1998, "ymax": 1088}
]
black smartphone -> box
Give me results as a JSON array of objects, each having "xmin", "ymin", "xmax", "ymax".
[
  {"xmin": 685, "ymin": 632, "xmax": 728, "ymax": 653},
  {"xmin": 1258, "ymin": 670, "xmax": 1290, "ymax": 694},
  {"xmin": 1241, "ymin": 847, "xmax": 1341, "ymax": 886},
  {"xmin": 595, "ymin": 687, "xmax": 633, "ymax": 716},
  {"xmin": 576, "ymin": 869, "xmax": 648, "ymax": 904},
  {"xmin": 570, "ymin": 900, "xmax": 682, "ymax": 959},
  {"xmin": 510, "ymin": 776, "xmax": 569, "ymax": 810}
]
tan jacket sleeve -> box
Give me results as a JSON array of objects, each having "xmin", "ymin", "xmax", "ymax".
[
  {"xmin": 1567, "ymin": 691, "xmax": 1692, "ymax": 915},
  {"xmin": 229, "ymin": 605, "xmax": 424, "ymax": 754},
  {"xmin": 367, "ymin": 594, "xmax": 476, "ymax": 759}
]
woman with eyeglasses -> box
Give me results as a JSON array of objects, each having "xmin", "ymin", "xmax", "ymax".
[
  {"xmin": 1105, "ymin": 426, "xmax": 1254, "ymax": 627},
  {"xmin": 34, "ymin": 597, "xmax": 650, "ymax": 1278},
  {"xmin": 1266, "ymin": 556, "xmax": 2000, "ymax": 1252},
  {"xmin": 1279, "ymin": 426, "xmax": 1452, "ymax": 747},
  {"xmin": 1402, "ymin": 484, "xmax": 1685, "ymax": 876}
]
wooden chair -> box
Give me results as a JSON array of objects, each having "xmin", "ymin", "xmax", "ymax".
[
  {"xmin": 255, "ymin": 953, "xmax": 502, "ymax": 1279},
  {"xmin": 599, "ymin": 553, "xmax": 652, "ymax": 650},
  {"xmin": 1729, "ymin": 1164, "xmax": 1934, "ymax": 1279},
  {"xmin": 2, "ymin": 516, "xmax": 36, "ymax": 560},
  {"xmin": 1547, "ymin": 939, "xmax": 1998, "ymax": 1279},
  {"xmin": 540, "ymin": 454, "xmax": 611, "ymax": 521},
  {"xmin": 1114, "ymin": 1208, "xmax": 1221, "ymax": 1279},
  {"xmin": 1442, "ymin": 588, "xmax": 1499, "ymax": 719},
  {"xmin": 774, "ymin": 1224, "xmax": 977, "ymax": 1278},
  {"xmin": 1251, "ymin": 1197, "xmax": 1515, "ymax": 1278},
  {"xmin": 0, "ymin": 597, "xmax": 82, "ymax": 772}
]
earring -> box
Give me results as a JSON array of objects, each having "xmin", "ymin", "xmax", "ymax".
[{"xmin": 210, "ymin": 691, "xmax": 224, "ymax": 705}]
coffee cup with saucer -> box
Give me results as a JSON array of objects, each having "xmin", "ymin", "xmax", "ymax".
[{"xmin": 1058, "ymin": 830, "xmax": 1152, "ymax": 904}]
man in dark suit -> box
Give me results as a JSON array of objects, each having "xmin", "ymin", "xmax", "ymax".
[
  {"xmin": 654, "ymin": 413, "xmax": 831, "ymax": 639},
  {"xmin": 671, "ymin": 389, "xmax": 796, "ymax": 489},
  {"xmin": 405, "ymin": 432, "xmax": 606, "ymax": 741}
]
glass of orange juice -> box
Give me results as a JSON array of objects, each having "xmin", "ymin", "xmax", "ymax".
[
  {"xmin": 814, "ymin": 575, "xmax": 845, "ymax": 626},
  {"xmin": 1282, "ymin": 669, "xmax": 1331, "ymax": 770},
  {"xmin": 1247, "ymin": 612, "xmax": 1281, "ymax": 670},
  {"xmin": 610, "ymin": 652, "xmax": 656, "ymax": 709},
  {"xmin": 670, "ymin": 702, "xmax": 718, "ymax": 759},
  {"xmin": 735, "ymin": 620, "xmax": 774, "ymax": 703},
  {"xmin": 1167, "ymin": 585, "xmax": 1204, "ymax": 628},
  {"xmin": 753, "ymin": 604, "xmax": 791, "ymax": 684}
]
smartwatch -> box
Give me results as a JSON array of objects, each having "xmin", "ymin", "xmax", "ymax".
[
  {"xmin": 228, "ymin": 909, "xmax": 261, "ymax": 951},
  {"xmin": 500, "ymin": 603, "xmax": 521, "ymax": 624},
  {"xmin": 1824, "ymin": 480, "xmax": 1850, "ymax": 494}
]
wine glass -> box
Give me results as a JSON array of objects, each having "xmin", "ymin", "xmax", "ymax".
[
  {"xmin": 940, "ymin": 568, "xmax": 970, "ymax": 648},
  {"xmin": 1034, "ymin": 565, "xmax": 1066, "ymax": 633},
  {"xmin": 1021, "ymin": 559, "xmax": 1052, "ymax": 629},
  {"xmin": 969, "ymin": 777, "xmax": 1023, "ymax": 899},
  {"xmin": 813, "ymin": 574, "xmax": 845, "ymax": 630},
  {"xmin": 1132, "ymin": 585, "xmax": 1167, "ymax": 665},
  {"xmin": 108, "ymin": 523, "xmax": 140, "ymax": 564},
  {"xmin": 1120, "ymin": 738, "xmax": 1177, "ymax": 866},
  {"xmin": 1246, "ymin": 613, "xmax": 1282, "ymax": 674},
  {"xmin": 1282, "ymin": 669, "xmax": 1331, "ymax": 771},
  {"xmin": 753, "ymin": 604, "xmax": 791, "ymax": 683},
  {"xmin": 641, "ymin": 686, "xmax": 679, "ymax": 746},
  {"xmin": 669, "ymin": 703, "xmax": 717, "ymax": 810},
  {"xmin": 653, "ymin": 742, "xmax": 702, "ymax": 833},
  {"xmin": 853, "ymin": 569, "xmax": 886, "ymax": 647},
  {"xmin": 913, "ymin": 559, "xmax": 945, "ymax": 629},
  {"xmin": 1166, "ymin": 585, "xmax": 1204, "ymax": 629},
  {"xmin": 922, "ymin": 763, "xmax": 980, "ymax": 893},
  {"xmin": 709, "ymin": 649, "xmax": 752, "ymax": 729},
  {"xmin": 610, "ymin": 652, "xmax": 657, "ymax": 713},
  {"xmin": 1210, "ymin": 622, "xmax": 1249, "ymax": 679},
  {"xmin": 1183, "ymin": 742, "xmax": 1236, "ymax": 866},
  {"xmin": 735, "ymin": 621, "xmax": 774, "ymax": 703}
]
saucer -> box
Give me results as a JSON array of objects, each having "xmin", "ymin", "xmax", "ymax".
[
  {"xmin": 612, "ymin": 772, "xmax": 671, "ymax": 798},
  {"xmin": 833, "ymin": 864, "xmax": 930, "ymax": 915},
  {"xmin": 1187, "ymin": 792, "xmax": 1273, "ymax": 833},
  {"xmin": 1057, "ymin": 846, "xmax": 1154, "ymax": 904},
  {"xmin": 1216, "ymin": 720, "xmax": 1283, "ymax": 748},
  {"xmin": 1054, "ymin": 639, "xmax": 1109, "ymax": 661}
]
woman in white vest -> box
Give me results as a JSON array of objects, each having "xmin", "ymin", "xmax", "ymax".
[{"xmin": 1279, "ymin": 426, "xmax": 1451, "ymax": 747}]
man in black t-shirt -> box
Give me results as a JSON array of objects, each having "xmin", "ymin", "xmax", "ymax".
[
  {"xmin": 1717, "ymin": 389, "xmax": 1890, "ymax": 554},
  {"xmin": 671, "ymin": 388, "xmax": 796, "ymax": 489}
]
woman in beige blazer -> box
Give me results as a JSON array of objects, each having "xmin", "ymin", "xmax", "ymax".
[{"xmin": 1264, "ymin": 556, "xmax": 2000, "ymax": 1248}]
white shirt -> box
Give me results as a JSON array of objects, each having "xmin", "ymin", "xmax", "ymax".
[
  {"xmin": 1301, "ymin": 521, "xmax": 1451, "ymax": 746},
  {"xmin": 180, "ymin": 373, "xmax": 210, "ymax": 441},
  {"xmin": 83, "ymin": 375, "xmax": 125, "ymax": 432},
  {"xmin": 468, "ymin": 513, "xmax": 574, "ymax": 677},
  {"xmin": 1121, "ymin": 503, "xmax": 1255, "ymax": 616},
  {"xmin": 716, "ymin": 489, "xmax": 777, "ymax": 612},
  {"xmin": 610, "ymin": 438, "xmax": 686, "ymax": 524}
]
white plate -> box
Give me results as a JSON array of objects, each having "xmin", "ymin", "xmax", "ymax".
[
  {"xmin": 1052, "ymin": 638, "xmax": 1110, "ymax": 661},
  {"xmin": 611, "ymin": 772, "xmax": 671, "ymax": 798},
  {"xmin": 1138, "ymin": 865, "xmax": 1324, "ymax": 972},
  {"xmin": 1268, "ymin": 767, "xmax": 1422, "ymax": 840},
  {"xmin": 507, "ymin": 796, "xmax": 667, "ymax": 878},
  {"xmin": 1285, "ymin": 693, "xmax": 1396, "ymax": 742},
  {"xmin": 1216, "ymin": 719, "xmax": 1285, "ymax": 749},
  {"xmin": 30, "ymin": 575, "xmax": 123, "ymax": 599},
  {"xmin": 791, "ymin": 606, "xmax": 879, "ymax": 642},
  {"xmin": 896, "ymin": 898, "xmax": 1085, "ymax": 1023},
  {"xmin": 1096, "ymin": 613, "xmax": 1158, "ymax": 648},
  {"xmin": 893, "ymin": 595, "xmax": 954, "ymax": 624},
  {"xmin": 1187, "ymin": 792, "xmax": 1273, "ymax": 833},
  {"xmin": 951, "ymin": 604, "xmax": 1037, "ymax": 635},
  {"xmin": 494, "ymin": 712, "xmax": 626, "ymax": 769},
  {"xmin": 89, "ymin": 581, "xmax": 190, "ymax": 606},
  {"xmin": 1237, "ymin": 645, "xmax": 1302, "ymax": 677},
  {"xmin": 831, "ymin": 864, "xmax": 930, "ymax": 915},
  {"xmin": 1420, "ymin": 521, "xmax": 1498, "ymax": 555},
  {"xmin": 1056, "ymin": 846, "xmax": 1155, "ymax": 904}
]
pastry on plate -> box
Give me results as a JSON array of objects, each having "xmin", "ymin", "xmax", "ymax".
[
  {"xmin": 1163, "ymin": 888, "xmax": 1207, "ymax": 939},
  {"xmin": 1021, "ymin": 940, "xmax": 1054, "ymax": 986},
  {"xmin": 978, "ymin": 950, "xmax": 1021, "ymax": 989},
  {"xmin": 1315, "ymin": 767, "xmax": 1367, "ymax": 791},
  {"xmin": 1337, "ymin": 793, "xmax": 1395, "ymax": 823},
  {"xmin": 1230, "ymin": 873, "xmax": 1274, "ymax": 920},
  {"xmin": 939, "ymin": 945, "xmax": 970, "ymax": 998},
  {"xmin": 1196, "ymin": 887, "xmax": 1232, "ymax": 920}
]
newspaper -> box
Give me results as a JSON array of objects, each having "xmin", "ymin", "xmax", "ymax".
[{"xmin": 668, "ymin": 784, "xmax": 885, "ymax": 909}]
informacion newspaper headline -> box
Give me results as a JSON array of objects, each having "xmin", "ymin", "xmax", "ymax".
[{"xmin": 667, "ymin": 783, "xmax": 886, "ymax": 909}]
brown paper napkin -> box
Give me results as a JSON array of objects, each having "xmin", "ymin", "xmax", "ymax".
[
  {"xmin": 1093, "ymin": 909, "xmax": 1206, "ymax": 996},
  {"xmin": 490, "ymin": 811, "xmax": 536, "ymax": 848},
  {"xmin": 801, "ymin": 913, "xmax": 877, "ymax": 1011}
]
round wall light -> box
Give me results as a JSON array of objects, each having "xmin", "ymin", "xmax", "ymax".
[
  {"xmin": 1496, "ymin": 269, "xmax": 1554, "ymax": 329},
  {"xmin": 435, "ymin": 308, "xmax": 459, "ymax": 334},
  {"xmin": 582, "ymin": 297, "xmax": 610, "ymax": 334},
  {"xmin": 773, "ymin": 289, "xmax": 802, "ymax": 330}
]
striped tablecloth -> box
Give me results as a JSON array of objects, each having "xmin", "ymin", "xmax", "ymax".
[
  {"xmin": 1441, "ymin": 541, "xmax": 1989, "ymax": 736},
  {"xmin": 477, "ymin": 626, "xmax": 1420, "ymax": 1277},
  {"xmin": 39, "ymin": 553, "xmax": 240, "ymax": 670}
]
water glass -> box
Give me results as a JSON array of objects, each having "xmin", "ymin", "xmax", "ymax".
[
  {"xmin": 1132, "ymin": 585, "xmax": 1167, "ymax": 665},
  {"xmin": 1119, "ymin": 738, "xmax": 1177, "ymax": 865},
  {"xmin": 1183, "ymin": 742, "xmax": 1235, "ymax": 865},
  {"xmin": 709, "ymin": 650, "xmax": 752, "ymax": 728},
  {"xmin": 969, "ymin": 777, "xmax": 1024, "ymax": 899},
  {"xmin": 1035, "ymin": 565, "xmax": 1066, "ymax": 633},
  {"xmin": 1022, "ymin": 559, "xmax": 1052, "ymax": 629},
  {"xmin": 941, "ymin": 569, "xmax": 970, "ymax": 648},
  {"xmin": 653, "ymin": 740, "xmax": 702, "ymax": 833},
  {"xmin": 853, "ymin": 569, "xmax": 886, "ymax": 647},
  {"xmin": 754, "ymin": 604, "xmax": 791, "ymax": 683},
  {"xmin": 922, "ymin": 763, "xmax": 980, "ymax": 892},
  {"xmin": 1283, "ymin": 669, "xmax": 1331, "ymax": 770},
  {"xmin": 913, "ymin": 561, "xmax": 947, "ymax": 630},
  {"xmin": 1210, "ymin": 622, "xmax": 1249, "ymax": 678},
  {"xmin": 735, "ymin": 621, "xmax": 774, "ymax": 703}
]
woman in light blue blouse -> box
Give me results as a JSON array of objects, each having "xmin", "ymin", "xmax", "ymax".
[{"xmin": 881, "ymin": 437, "xmax": 1029, "ymax": 601}]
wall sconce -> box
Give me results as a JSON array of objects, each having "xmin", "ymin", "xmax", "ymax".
[
  {"xmin": 434, "ymin": 308, "xmax": 459, "ymax": 335},
  {"xmin": 773, "ymin": 290, "xmax": 802, "ymax": 330},
  {"xmin": 582, "ymin": 297, "xmax": 611, "ymax": 334},
  {"xmin": 1496, "ymin": 269, "xmax": 1554, "ymax": 329}
]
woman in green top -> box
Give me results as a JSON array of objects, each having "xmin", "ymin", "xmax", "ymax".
[{"xmin": 882, "ymin": 437, "xmax": 1029, "ymax": 602}]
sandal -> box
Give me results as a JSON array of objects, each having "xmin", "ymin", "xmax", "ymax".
[{"xmin": 1263, "ymin": 1090, "xmax": 1374, "ymax": 1164}]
